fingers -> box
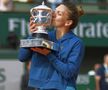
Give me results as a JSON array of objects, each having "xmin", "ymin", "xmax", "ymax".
[
  {"xmin": 30, "ymin": 23, "xmax": 36, "ymax": 29},
  {"xmin": 29, "ymin": 16, "xmax": 37, "ymax": 33},
  {"xmin": 31, "ymin": 47, "xmax": 51, "ymax": 55},
  {"xmin": 30, "ymin": 17, "xmax": 35, "ymax": 26},
  {"xmin": 30, "ymin": 16, "xmax": 33, "ymax": 20},
  {"xmin": 30, "ymin": 22, "xmax": 37, "ymax": 32}
]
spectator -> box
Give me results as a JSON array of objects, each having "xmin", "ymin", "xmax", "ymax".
[
  {"xmin": 0, "ymin": 0, "xmax": 13, "ymax": 11},
  {"xmin": 48, "ymin": 0, "xmax": 63, "ymax": 10},
  {"xmin": 95, "ymin": 54, "xmax": 108, "ymax": 90},
  {"xmin": 94, "ymin": 63, "xmax": 101, "ymax": 72},
  {"xmin": 88, "ymin": 63, "xmax": 101, "ymax": 76}
]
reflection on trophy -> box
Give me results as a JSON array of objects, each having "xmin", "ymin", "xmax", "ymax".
[
  {"xmin": 20, "ymin": 2, "xmax": 58, "ymax": 51},
  {"xmin": 30, "ymin": 1, "xmax": 52, "ymax": 40}
]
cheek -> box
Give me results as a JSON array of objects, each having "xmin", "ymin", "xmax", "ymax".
[
  {"xmin": 55, "ymin": 16, "xmax": 65, "ymax": 25},
  {"xmin": 56, "ymin": 16, "xmax": 63, "ymax": 22}
]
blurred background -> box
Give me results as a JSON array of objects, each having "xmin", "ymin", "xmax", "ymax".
[{"xmin": 0, "ymin": 0, "xmax": 108, "ymax": 90}]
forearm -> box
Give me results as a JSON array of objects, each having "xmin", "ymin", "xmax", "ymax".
[
  {"xmin": 46, "ymin": 41, "xmax": 84, "ymax": 79},
  {"xmin": 95, "ymin": 76, "xmax": 101, "ymax": 90},
  {"xmin": 95, "ymin": 83, "xmax": 100, "ymax": 90},
  {"xmin": 47, "ymin": 53, "xmax": 82, "ymax": 79},
  {"xmin": 18, "ymin": 47, "xmax": 32, "ymax": 62}
]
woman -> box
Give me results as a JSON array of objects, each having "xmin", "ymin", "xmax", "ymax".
[{"xmin": 18, "ymin": 2, "xmax": 84, "ymax": 90}]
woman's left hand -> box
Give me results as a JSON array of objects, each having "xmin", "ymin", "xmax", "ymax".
[{"xmin": 31, "ymin": 47, "xmax": 51, "ymax": 55}]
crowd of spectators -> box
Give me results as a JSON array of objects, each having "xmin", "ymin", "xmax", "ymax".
[{"xmin": 0, "ymin": 0, "xmax": 13, "ymax": 11}]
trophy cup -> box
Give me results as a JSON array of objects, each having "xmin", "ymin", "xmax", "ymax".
[{"xmin": 20, "ymin": 2, "xmax": 58, "ymax": 51}]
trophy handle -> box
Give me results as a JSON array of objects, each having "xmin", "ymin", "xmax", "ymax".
[
  {"xmin": 30, "ymin": 8, "xmax": 34, "ymax": 16},
  {"xmin": 30, "ymin": 8, "xmax": 37, "ymax": 22}
]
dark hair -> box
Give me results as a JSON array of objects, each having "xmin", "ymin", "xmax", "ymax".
[{"xmin": 59, "ymin": 2, "xmax": 84, "ymax": 29}]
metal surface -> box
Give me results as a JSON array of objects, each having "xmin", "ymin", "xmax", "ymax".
[{"xmin": 20, "ymin": 38, "xmax": 59, "ymax": 51}]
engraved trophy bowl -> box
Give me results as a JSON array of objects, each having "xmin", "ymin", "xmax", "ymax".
[
  {"xmin": 30, "ymin": 1, "xmax": 52, "ymax": 40},
  {"xmin": 20, "ymin": 2, "xmax": 59, "ymax": 51}
]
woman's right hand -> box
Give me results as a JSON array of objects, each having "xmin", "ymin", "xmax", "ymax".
[
  {"xmin": 29, "ymin": 17, "xmax": 37, "ymax": 33},
  {"xmin": 29, "ymin": 17, "xmax": 51, "ymax": 55}
]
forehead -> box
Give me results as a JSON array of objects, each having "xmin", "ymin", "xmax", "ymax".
[{"xmin": 55, "ymin": 4, "xmax": 69, "ymax": 13}]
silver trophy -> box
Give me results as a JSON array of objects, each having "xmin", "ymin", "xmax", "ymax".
[{"xmin": 20, "ymin": 2, "xmax": 58, "ymax": 51}]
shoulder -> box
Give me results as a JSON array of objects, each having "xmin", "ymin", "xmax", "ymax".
[
  {"xmin": 68, "ymin": 33, "xmax": 85, "ymax": 56},
  {"xmin": 70, "ymin": 32, "xmax": 84, "ymax": 47}
]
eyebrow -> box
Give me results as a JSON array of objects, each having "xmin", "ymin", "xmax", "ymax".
[{"xmin": 55, "ymin": 9, "xmax": 64, "ymax": 14}]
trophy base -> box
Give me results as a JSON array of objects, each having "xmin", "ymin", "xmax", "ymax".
[
  {"xmin": 32, "ymin": 33, "xmax": 49, "ymax": 40},
  {"xmin": 20, "ymin": 38, "xmax": 59, "ymax": 51}
]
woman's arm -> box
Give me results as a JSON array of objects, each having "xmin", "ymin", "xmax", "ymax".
[
  {"xmin": 95, "ymin": 75, "xmax": 101, "ymax": 90},
  {"xmin": 46, "ymin": 40, "xmax": 85, "ymax": 79},
  {"xmin": 18, "ymin": 47, "xmax": 32, "ymax": 62}
]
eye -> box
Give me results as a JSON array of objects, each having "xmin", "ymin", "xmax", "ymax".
[
  {"xmin": 57, "ymin": 11, "xmax": 62, "ymax": 16},
  {"xmin": 58, "ymin": 12, "xmax": 62, "ymax": 16}
]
